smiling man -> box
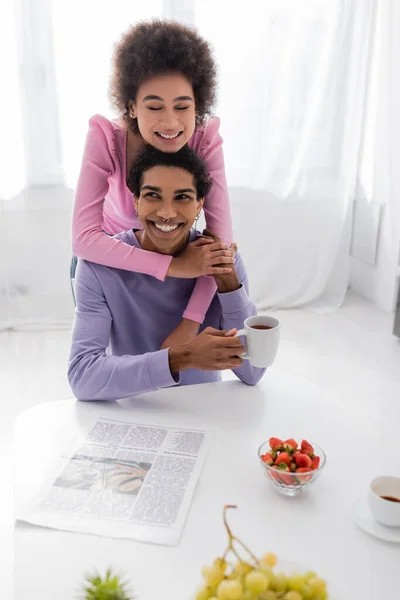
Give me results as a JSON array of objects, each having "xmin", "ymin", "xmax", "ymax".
[{"xmin": 68, "ymin": 146, "xmax": 265, "ymax": 401}]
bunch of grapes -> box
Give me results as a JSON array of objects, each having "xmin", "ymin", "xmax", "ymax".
[{"xmin": 194, "ymin": 506, "xmax": 328, "ymax": 600}]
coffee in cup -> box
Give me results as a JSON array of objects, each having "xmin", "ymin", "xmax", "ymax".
[
  {"xmin": 368, "ymin": 476, "xmax": 400, "ymax": 527},
  {"xmin": 236, "ymin": 316, "xmax": 280, "ymax": 368}
]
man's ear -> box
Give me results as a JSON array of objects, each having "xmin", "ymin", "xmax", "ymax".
[
  {"xmin": 197, "ymin": 198, "xmax": 205, "ymax": 213},
  {"xmin": 134, "ymin": 200, "xmax": 139, "ymax": 214}
]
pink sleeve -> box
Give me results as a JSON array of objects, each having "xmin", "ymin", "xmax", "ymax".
[
  {"xmin": 72, "ymin": 115, "xmax": 171, "ymax": 281},
  {"xmin": 183, "ymin": 117, "xmax": 233, "ymax": 323}
]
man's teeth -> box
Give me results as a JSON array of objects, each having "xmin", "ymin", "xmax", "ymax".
[
  {"xmin": 154, "ymin": 223, "xmax": 180, "ymax": 232},
  {"xmin": 158, "ymin": 132, "xmax": 180, "ymax": 139}
]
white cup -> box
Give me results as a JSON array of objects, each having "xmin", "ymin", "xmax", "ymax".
[
  {"xmin": 368, "ymin": 476, "xmax": 400, "ymax": 527},
  {"xmin": 236, "ymin": 316, "xmax": 280, "ymax": 368}
]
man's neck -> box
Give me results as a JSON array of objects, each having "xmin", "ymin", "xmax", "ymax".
[{"xmin": 135, "ymin": 230, "xmax": 191, "ymax": 257}]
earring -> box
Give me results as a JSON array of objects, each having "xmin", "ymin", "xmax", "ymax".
[{"xmin": 130, "ymin": 111, "xmax": 136, "ymax": 119}]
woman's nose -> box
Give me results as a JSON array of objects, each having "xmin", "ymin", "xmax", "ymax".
[{"xmin": 159, "ymin": 109, "xmax": 179, "ymax": 130}]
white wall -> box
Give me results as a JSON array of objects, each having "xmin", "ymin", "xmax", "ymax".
[
  {"xmin": 350, "ymin": 202, "xmax": 399, "ymax": 313},
  {"xmin": 349, "ymin": 0, "xmax": 400, "ymax": 314}
]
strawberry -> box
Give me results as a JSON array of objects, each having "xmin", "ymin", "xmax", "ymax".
[
  {"xmin": 295, "ymin": 453, "xmax": 312, "ymax": 469},
  {"xmin": 284, "ymin": 438, "xmax": 298, "ymax": 451},
  {"xmin": 296, "ymin": 467, "xmax": 313, "ymax": 484},
  {"xmin": 311, "ymin": 456, "xmax": 320, "ymax": 470},
  {"xmin": 276, "ymin": 464, "xmax": 294, "ymax": 485},
  {"xmin": 289, "ymin": 462, "xmax": 297, "ymax": 472},
  {"xmin": 301, "ymin": 440, "xmax": 314, "ymax": 455},
  {"xmin": 269, "ymin": 437, "xmax": 283, "ymax": 451},
  {"xmin": 261, "ymin": 452, "xmax": 274, "ymax": 465},
  {"xmin": 275, "ymin": 451, "xmax": 292, "ymax": 467},
  {"xmin": 281, "ymin": 473, "xmax": 294, "ymax": 485},
  {"xmin": 268, "ymin": 467, "xmax": 282, "ymax": 483}
]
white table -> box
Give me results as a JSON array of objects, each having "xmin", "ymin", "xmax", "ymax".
[{"xmin": 14, "ymin": 375, "xmax": 399, "ymax": 600}]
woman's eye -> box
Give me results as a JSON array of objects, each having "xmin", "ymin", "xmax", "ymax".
[
  {"xmin": 144, "ymin": 192, "xmax": 160, "ymax": 199},
  {"xmin": 175, "ymin": 194, "xmax": 189, "ymax": 201},
  {"xmin": 175, "ymin": 106, "xmax": 189, "ymax": 111},
  {"xmin": 147, "ymin": 107, "xmax": 162, "ymax": 111}
]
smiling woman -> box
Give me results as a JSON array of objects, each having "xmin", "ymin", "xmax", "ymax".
[{"xmin": 128, "ymin": 73, "xmax": 196, "ymax": 153}]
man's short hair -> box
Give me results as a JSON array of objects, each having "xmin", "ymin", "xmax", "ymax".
[{"xmin": 127, "ymin": 145, "xmax": 213, "ymax": 199}]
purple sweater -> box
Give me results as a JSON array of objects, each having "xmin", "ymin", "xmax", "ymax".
[{"xmin": 68, "ymin": 230, "xmax": 265, "ymax": 401}]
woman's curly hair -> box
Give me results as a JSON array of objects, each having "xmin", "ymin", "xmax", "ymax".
[{"xmin": 109, "ymin": 19, "xmax": 217, "ymax": 133}]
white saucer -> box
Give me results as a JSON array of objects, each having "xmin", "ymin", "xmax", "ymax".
[{"xmin": 352, "ymin": 496, "xmax": 400, "ymax": 543}]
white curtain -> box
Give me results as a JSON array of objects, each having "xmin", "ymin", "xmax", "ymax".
[
  {"xmin": 0, "ymin": 2, "xmax": 25, "ymax": 200},
  {"xmin": 193, "ymin": 0, "xmax": 377, "ymax": 311},
  {"xmin": 52, "ymin": 0, "xmax": 163, "ymax": 189},
  {"xmin": 0, "ymin": 0, "xmax": 391, "ymax": 326}
]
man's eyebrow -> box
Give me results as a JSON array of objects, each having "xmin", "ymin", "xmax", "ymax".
[
  {"xmin": 175, "ymin": 188, "xmax": 196, "ymax": 195},
  {"xmin": 143, "ymin": 95, "xmax": 193, "ymax": 102},
  {"xmin": 141, "ymin": 185, "xmax": 162, "ymax": 193}
]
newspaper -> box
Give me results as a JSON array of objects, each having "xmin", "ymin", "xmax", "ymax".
[{"xmin": 18, "ymin": 417, "xmax": 212, "ymax": 545}]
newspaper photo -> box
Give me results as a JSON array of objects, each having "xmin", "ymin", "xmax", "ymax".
[{"xmin": 18, "ymin": 417, "xmax": 212, "ymax": 545}]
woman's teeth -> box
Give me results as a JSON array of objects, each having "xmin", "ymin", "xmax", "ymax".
[
  {"xmin": 157, "ymin": 132, "xmax": 181, "ymax": 139},
  {"xmin": 154, "ymin": 223, "xmax": 180, "ymax": 232}
]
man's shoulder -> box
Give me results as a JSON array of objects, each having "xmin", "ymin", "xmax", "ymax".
[{"xmin": 77, "ymin": 230, "xmax": 136, "ymax": 275}]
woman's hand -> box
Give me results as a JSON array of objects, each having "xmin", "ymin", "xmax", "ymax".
[
  {"xmin": 167, "ymin": 237, "xmax": 234, "ymax": 279},
  {"xmin": 202, "ymin": 230, "xmax": 240, "ymax": 293}
]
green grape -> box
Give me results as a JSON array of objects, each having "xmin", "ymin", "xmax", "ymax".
[
  {"xmin": 259, "ymin": 566, "xmax": 274, "ymax": 580},
  {"xmin": 217, "ymin": 579, "xmax": 243, "ymax": 600},
  {"xmin": 284, "ymin": 591, "xmax": 303, "ymax": 600},
  {"xmin": 308, "ymin": 577, "xmax": 327, "ymax": 596},
  {"xmin": 202, "ymin": 565, "xmax": 224, "ymax": 587},
  {"xmin": 314, "ymin": 593, "xmax": 328, "ymax": 600},
  {"xmin": 287, "ymin": 574, "xmax": 306, "ymax": 591},
  {"xmin": 234, "ymin": 561, "xmax": 253, "ymax": 576},
  {"xmin": 301, "ymin": 584, "xmax": 313, "ymax": 599},
  {"xmin": 214, "ymin": 558, "xmax": 228, "ymax": 573},
  {"xmin": 194, "ymin": 584, "xmax": 212, "ymax": 600},
  {"xmin": 304, "ymin": 572, "xmax": 317, "ymax": 581},
  {"xmin": 271, "ymin": 573, "xmax": 288, "ymax": 593},
  {"xmin": 245, "ymin": 570, "xmax": 269, "ymax": 594},
  {"xmin": 260, "ymin": 552, "xmax": 277, "ymax": 568},
  {"xmin": 259, "ymin": 592, "xmax": 278, "ymax": 600}
]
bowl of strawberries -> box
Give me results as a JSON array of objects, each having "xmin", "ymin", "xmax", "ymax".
[{"xmin": 258, "ymin": 437, "xmax": 326, "ymax": 496}]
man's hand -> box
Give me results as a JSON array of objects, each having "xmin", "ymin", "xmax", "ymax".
[
  {"xmin": 168, "ymin": 327, "xmax": 244, "ymax": 373},
  {"xmin": 202, "ymin": 229, "xmax": 240, "ymax": 293},
  {"xmin": 167, "ymin": 237, "xmax": 234, "ymax": 279},
  {"xmin": 160, "ymin": 319, "xmax": 200, "ymax": 351}
]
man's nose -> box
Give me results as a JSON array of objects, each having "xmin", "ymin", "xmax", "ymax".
[{"xmin": 157, "ymin": 203, "xmax": 177, "ymax": 220}]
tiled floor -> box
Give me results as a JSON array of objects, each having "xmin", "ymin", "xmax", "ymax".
[{"xmin": 2, "ymin": 290, "xmax": 400, "ymax": 598}]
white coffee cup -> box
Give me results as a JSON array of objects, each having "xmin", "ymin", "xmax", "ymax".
[
  {"xmin": 236, "ymin": 316, "xmax": 280, "ymax": 368},
  {"xmin": 368, "ymin": 476, "xmax": 400, "ymax": 527}
]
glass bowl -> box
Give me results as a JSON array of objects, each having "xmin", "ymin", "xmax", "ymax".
[{"xmin": 258, "ymin": 439, "xmax": 326, "ymax": 497}]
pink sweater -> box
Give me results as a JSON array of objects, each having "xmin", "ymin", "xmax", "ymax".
[{"xmin": 72, "ymin": 114, "xmax": 233, "ymax": 323}]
